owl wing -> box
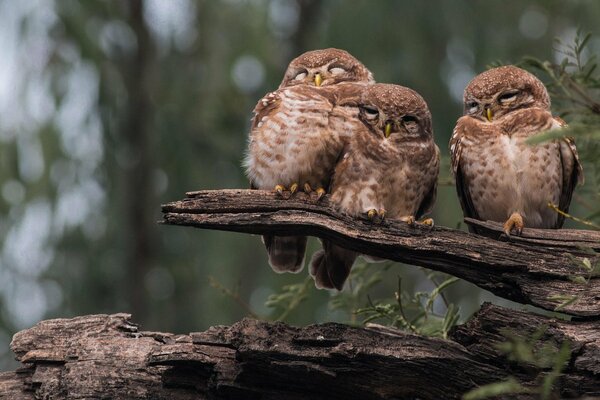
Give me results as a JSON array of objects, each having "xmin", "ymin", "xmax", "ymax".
[
  {"xmin": 449, "ymin": 117, "xmax": 481, "ymax": 221},
  {"xmin": 416, "ymin": 145, "xmax": 440, "ymax": 219},
  {"xmin": 553, "ymin": 117, "xmax": 584, "ymax": 228}
]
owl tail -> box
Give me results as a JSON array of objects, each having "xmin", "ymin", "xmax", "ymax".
[
  {"xmin": 262, "ymin": 235, "xmax": 307, "ymax": 273},
  {"xmin": 309, "ymin": 240, "xmax": 358, "ymax": 290}
]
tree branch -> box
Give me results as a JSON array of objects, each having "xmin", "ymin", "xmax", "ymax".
[
  {"xmin": 1, "ymin": 303, "xmax": 598, "ymax": 399},
  {"xmin": 161, "ymin": 189, "xmax": 600, "ymax": 318}
]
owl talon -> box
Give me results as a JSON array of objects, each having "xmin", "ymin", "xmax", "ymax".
[
  {"xmin": 378, "ymin": 209, "xmax": 386, "ymax": 221},
  {"xmin": 289, "ymin": 182, "xmax": 299, "ymax": 195},
  {"xmin": 503, "ymin": 212, "xmax": 524, "ymax": 237},
  {"xmin": 399, "ymin": 215, "xmax": 415, "ymax": 226},
  {"xmin": 274, "ymin": 184, "xmax": 286, "ymax": 196},
  {"xmin": 419, "ymin": 218, "xmax": 434, "ymax": 227},
  {"xmin": 304, "ymin": 182, "xmax": 313, "ymax": 194},
  {"xmin": 367, "ymin": 209, "xmax": 378, "ymax": 220},
  {"xmin": 315, "ymin": 187, "xmax": 326, "ymax": 201}
]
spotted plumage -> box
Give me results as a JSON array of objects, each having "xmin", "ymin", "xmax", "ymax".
[
  {"xmin": 310, "ymin": 84, "xmax": 440, "ymax": 290},
  {"xmin": 244, "ymin": 49, "xmax": 373, "ymax": 273},
  {"xmin": 450, "ymin": 65, "xmax": 583, "ymax": 235}
]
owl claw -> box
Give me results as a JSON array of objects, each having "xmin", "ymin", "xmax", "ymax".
[
  {"xmin": 367, "ymin": 209, "xmax": 378, "ymax": 220},
  {"xmin": 378, "ymin": 209, "xmax": 386, "ymax": 220},
  {"xmin": 399, "ymin": 215, "xmax": 415, "ymax": 226},
  {"xmin": 304, "ymin": 182, "xmax": 313, "ymax": 194},
  {"xmin": 274, "ymin": 184, "xmax": 286, "ymax": 196},
  {"xmin": 419, "ymin": 218, "xmax": 434, "ymax": 227},
  {"xmin": 289, "ymin": 183, "xmax": 299, "ymax": 195},
  {"xmin": 315, "ymin": 187, "xmax": 326, "ymax": 201},
  {"xmin": 503, "ymin": 212, "xmax": 524, "ymax": 237}
]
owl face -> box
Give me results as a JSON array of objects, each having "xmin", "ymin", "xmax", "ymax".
[
  {"xmin": 463, "ymin": 65, "xmax": 550, "ymax": 122},
  {"xmin": 357, "ymin": 84, "xmax": 432, "ymax": 144},
  {"xmin": 279, "ymin": 48, "xmax": 374, "ymax": 89}
]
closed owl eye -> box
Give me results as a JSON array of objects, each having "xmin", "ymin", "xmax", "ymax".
[
  {"xmin": 360, "ymin": 105, "xmax": 379, "ymax": 120},
  {"xmin": 498, "ymin": 90, "xmax": 519, "ymax": 103},
  {"xmin": 294, "ymin": 70, "xmax": 308, "ymax": 81},
  {"xmin": 328, "ymin": 66, "xmax": 346, "ymax": 75}
]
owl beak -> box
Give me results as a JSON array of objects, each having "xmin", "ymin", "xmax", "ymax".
[
  {"xmin": 485, "ymin": 107, "xmax": 493, "ymax": 122},
  {"xmin": 384, "ymin": 122, "xmax": 392, "ymax": 138},
  {"xmin": 314, "ymin": 73, "xmax": 322, "ymax": 87}
]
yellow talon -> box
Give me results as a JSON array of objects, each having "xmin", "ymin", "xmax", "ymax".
[
  {"xmin": 420, "ymin": 218, "xmax": 434, "ymax": 227},
  {"xmin": 274, "ymin": 184, "xmax": 285, "ymax": 196},
  {"xmin": 289, "ymin": 183, "xmax": 299, "ymax": 194},
  {"xmin": 367, "ymin": 209, "xmax": 378, "ymax": 220},
  {"xmin": 304, "ymin": 182, "xmax": 313, "ymax": 193},
  {"xmin": 503, "ymin": 212, "xmax": 524, "ymax": 237},
  {"xmin": 378, "ymin": 209, "xmax": 386, "ymax": 220},
  {"xmin": 316, "ymin": 187, "xmax": 326, "ymax": 201}
]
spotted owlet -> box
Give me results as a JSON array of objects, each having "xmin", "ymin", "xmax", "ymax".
[
  {"xmin": 244, "ymin": 48, "xmax": 374, "ymax": 273},
  {"xmin": 450, "ymin": 65, "xmax": 583, "ymax": 236},
  {"xmin": 310, "ymin": 84, "xmax": 440, "ymax": 290}
]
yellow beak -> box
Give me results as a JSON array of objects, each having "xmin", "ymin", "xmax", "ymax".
[
  {"xmin": 486, "ymin": 108, "xmax": 493, "ymax": 122},
  {"xmin": 314, "ymin": 73, "xmax": 322, "ymax": 87},
  {"xmin": 384, "ymin": 122, "xmax": 392, "ymax": 138}
]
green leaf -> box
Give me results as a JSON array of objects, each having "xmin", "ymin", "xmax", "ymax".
[{"xmin": 462, "ymin": 378, "xmax": 529, "ymax": 400}]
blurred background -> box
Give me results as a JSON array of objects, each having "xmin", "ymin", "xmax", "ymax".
[{"xmin": 0, "ymin": 0, "xmax": 598, "ymax": 369}]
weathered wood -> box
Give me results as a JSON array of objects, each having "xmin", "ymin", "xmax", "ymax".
[
  {"xmin": 161, "ymin": 189, "xmax": 600, "ymax": 318},
  {"xmin": 1, "ymin": 304, "xmax": 598, "ymax": 399}
]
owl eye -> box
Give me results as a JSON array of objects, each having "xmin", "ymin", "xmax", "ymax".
[
  {"xmin": 360, "ymin": 105, "xmax": 379, "ymax": 120},
  {"xmin": 466, "ymin": 101, "xmax": 478, "ymax": 114},
  {"xmin": 294, "ymin": 70, "xmax": 308, "ymax": 81},
  {"xmin": 498, "ymin": 91, "xmax": 519, "ymax": 103},
  {"xmin": 402, "ymin": 115, "xmax": 418, "ymax": 124},
  {"xmin": 328, "ymin": 66, "xmax": 346, "ymax": 75}
]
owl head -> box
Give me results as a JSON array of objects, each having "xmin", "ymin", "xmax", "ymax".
[
  {"xmin": 357, "ymin": 83, "xmax": 433, "ymax": 144},
  {"xmin": 279, "ymin": 48, "xmax": 374, "ymax": 89},
  {"xmin": 463, "ymin": 65, "xmax": 550, "ymax": 122}
]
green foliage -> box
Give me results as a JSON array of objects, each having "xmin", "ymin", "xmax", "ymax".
[
  {"xmin": 523, "ymin": 30, "xmax": 600, "ymax": 227},
  {"xmin": 265, "ymin": 277, "xmax": 314, "ymax": 322},
  {"xmin": 463, "ymin": 327, "xmax": 571, "ymax": 399},
  {"xmin": 354, "ymin": 270, "xmax": 460, "ymax": 338}
]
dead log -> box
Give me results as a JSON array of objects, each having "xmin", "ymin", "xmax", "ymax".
[
  {"xmin": 161, "ymin": 189, "xmax": 600, "ymax": 318},
  {"xmin": 0, "ymin": 303, "xmax": 598, "ymax": 399}
]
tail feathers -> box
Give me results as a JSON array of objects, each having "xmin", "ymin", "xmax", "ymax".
[
  {"xmin": 309, "ymin": 241, "xmax": 357, "ymax": 290},
  {"xmin": 262, "ymin": 235, "xmax": 307, "ymax": 273}
]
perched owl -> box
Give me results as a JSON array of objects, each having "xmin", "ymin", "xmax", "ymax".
[
  {"xmin": 450, "ymin": 65, "xmax": 583, "ymax": 236},
  {"xmin": 310, "ymin": 84, "xmax": 440, "ymax": 290},
  {"xmin": 244, "ymin": 48, "xmax": 374, "ymax": 273}
]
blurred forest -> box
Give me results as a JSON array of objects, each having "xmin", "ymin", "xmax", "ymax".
[{"xmin": 0, "ymin": 0, "xmax": 599, "ymax": 370}]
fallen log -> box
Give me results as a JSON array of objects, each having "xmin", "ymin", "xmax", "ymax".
[{"xmin": 1, "ymin": 303, "xmax": 598, "ymax": 399}]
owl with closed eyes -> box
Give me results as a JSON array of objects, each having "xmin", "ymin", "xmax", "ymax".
[
  {"xmin": 450, "ymin": 65, "xmax": 583, "ymax": 236},
  {"xmin": 310, "ymin": 84, "xmax": 440, "ymax": 290},
  {"xmin": 244, "ymin": 48, "xmax": 374, "ymax": 274}
]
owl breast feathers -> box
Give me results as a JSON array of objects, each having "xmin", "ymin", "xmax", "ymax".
[
  {"xmin": 450, "ymin": 65, "xmax": 583, "ymax": 235},
  {"xmin": 245, "ymin": 48, "xmax": 374, "ymax": 274},
  {"xmin": 310, "ymin": 83, "xmax": 440, "ymax": 290}
]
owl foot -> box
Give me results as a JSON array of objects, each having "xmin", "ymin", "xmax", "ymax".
[
  {"xmin": 304, "ymin": 182, "xmax": 313, "ymax": 193},
  {"xmin": 399, "ymin": 215, "xmax": 415, "ymax": 226},
  {"xmin": 503, "ymin": 212, "xmax": 524, "ymax": 237},
  {"xmin": 274, "ymin": 184, "xmax": 286, "ymax": 196},
  {"xmin": 315, "ymin": 187, "xmax": 326, "ymax": 201},
  {"xmin": 419, "ymin": 218, "xmax": 434, "ymax": 227},
  {"xmin": 273, "ymin": 184, "xmax": 295, "ymax": 199},
  {"xmin": 366, "ymin": 208, "xmax": 386, "ymax": 223}
]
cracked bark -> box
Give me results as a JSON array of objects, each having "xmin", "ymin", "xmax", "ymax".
[
  {"xmin": 161, "ymin": 189, "xmax": 600, "ymax": 318},
  {"xmin": 0, "ymin": 304, "xmax": 598, "ymax": 399}
]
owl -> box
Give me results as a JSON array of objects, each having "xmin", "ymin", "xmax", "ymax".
[
  {"xmin": 310, "ymin": 84, "xmax": 440, "ymax": 290},
  {"xmin": 244, "ymin": 48, "xmax": 374, "ymax": 273},
  {"xmin": 450, "ymin": 65, "xmax": 583, "ymax": 236}
]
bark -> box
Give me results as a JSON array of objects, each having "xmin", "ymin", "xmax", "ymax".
[
  {"xmin": 161, "ymin": 189, "xmax": 600, "ymax": 318},
  {"xmin": 0, "ymin": 303, "xmax": 598, "ymax": 399}
]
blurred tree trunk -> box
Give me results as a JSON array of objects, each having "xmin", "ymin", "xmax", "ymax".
[{"xmin": 122, "ymin": 0, "xmax": 156, "ymax": 321}]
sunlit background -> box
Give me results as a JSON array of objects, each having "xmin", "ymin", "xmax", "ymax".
[{"xmin": 0, "ymin": 0, "xmax": 598, "ymax": 369}]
